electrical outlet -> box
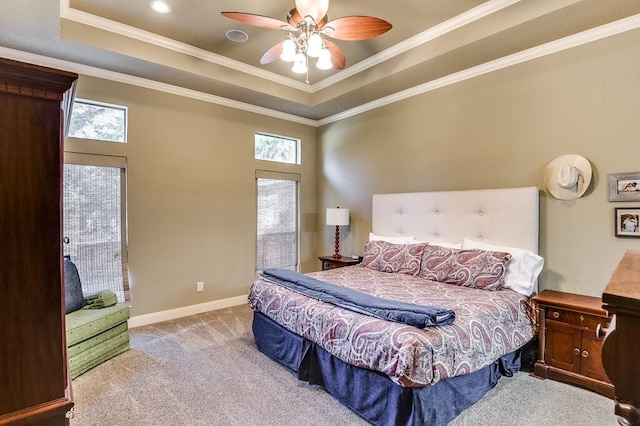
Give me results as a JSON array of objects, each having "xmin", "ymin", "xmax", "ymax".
[{"xmin": 196, "ymin": 281, "xmax": 204, "ymax": 292}]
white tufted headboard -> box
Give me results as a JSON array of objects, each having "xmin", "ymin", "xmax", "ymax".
[{"xmin": 372, "ymin": 187, "xmax": 539, "ymax": 254}]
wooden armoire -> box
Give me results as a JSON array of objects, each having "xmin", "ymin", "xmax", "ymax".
[{"xmin": 0, "ymin": 58, "xmax": 77, "ymax": 424}]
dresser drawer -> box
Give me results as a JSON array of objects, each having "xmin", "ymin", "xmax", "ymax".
[{"xmin": 545, "ymin": 308, "xmax": 610, "ymax": 331}]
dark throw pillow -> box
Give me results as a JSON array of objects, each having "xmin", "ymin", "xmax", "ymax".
[{"xmin": 64, "ymin": 255, "xmax": 84, "ymax": 314}]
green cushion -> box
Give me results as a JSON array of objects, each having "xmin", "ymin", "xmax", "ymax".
[
  {"xmin": 67, "ymin": 321, "xmax": 128, "ymax": 358},
  {"xmin": 69, "ymin": 330, "xmax": 130, "ymax": 379},
  {"xmin": 82, "ymin": 290, "xmax": 118, "ymax": 309},
  {"xmin": 66, "ymin": 304, "xmax": 130, "ymax": 346}
]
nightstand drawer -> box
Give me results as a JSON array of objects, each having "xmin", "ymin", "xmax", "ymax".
[
  {"xmin": 318, "ymin": 256, "xmax": 362, "ymax": 271},
  {"xmin": 545, "ymin": 308, "xmax": 609, "ymax": 331},
  {"xmin": 322, "ymin": 260, "xmax": 340, "ymax": 270}
]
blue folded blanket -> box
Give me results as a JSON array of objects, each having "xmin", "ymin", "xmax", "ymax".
[{"xmin": 261, "ymin": 269, "xmax": 455, "ymax": 329}]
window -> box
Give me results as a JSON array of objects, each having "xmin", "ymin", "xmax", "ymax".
[
  {"xmin": 256, "ymin": 171, "xmax": 300, "ymax": 273},
  {"xmin": 68, "ymin": 99, "xmax": 128, "ymax": 143},
  {"xmin": 255, "ymin": 132, "xmax": 300, "ymax": 164},
  {"xmin": 63, "ymin": 153, "xmax": 129, "ymax": 302}
]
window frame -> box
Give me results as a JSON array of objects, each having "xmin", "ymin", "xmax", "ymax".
[
  {"xmin": 68, "ymin": 98, "xmax": 129, "ymax": 143},
  {"xmin": 254, "ymin": 132, "xmax": 301, "ymax": 165},
  {"xmin": 63, "ymin": 152, "xmax": 130, "ymax": 302},
  {"xmin": 255, "ymin": 170, "xmax": 301, "ymax": 274}
]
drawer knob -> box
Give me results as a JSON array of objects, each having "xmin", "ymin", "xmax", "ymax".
[
  {"xmin": 552, "ymin": 311, "xmax": 560, "ymax": 319},
  {"xmin": 581, "ymin": 350, "xmax": 589, "ymax": 358},
  {"xmin": 573, "ymin": 347, "xmax": 580, "ymax": 356},
  {"xmin": 596, "ymin": 323, "xmax": 609, "ymax": 339},
  {"xmin": 580, "ymin": 314, "xmax": 584, "ymax": 322}
]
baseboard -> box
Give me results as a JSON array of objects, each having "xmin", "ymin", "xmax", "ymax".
[{"xmin": 128, "ymin": 294, "xmax": 248, "ymax": 328}]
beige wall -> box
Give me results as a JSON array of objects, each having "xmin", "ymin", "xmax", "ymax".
[
  {"xmin": 65, "ymin": 76, "xmax": 318, "ymax": 317},
  {"xmin": 318, "ymin": 29, "xmax": 640, "ymax": 298},
  {"xmin": 64, "ymin": 27, "xmax": 640, "ymax": 317}
]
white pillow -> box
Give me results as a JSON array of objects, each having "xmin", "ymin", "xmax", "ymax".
[
  {"xmin": 462, "ymin": 238, "xmax": 544, "ymax": 296},
  {"xmin": 368, "ymin": 232, "xmax": 415, "ymax": 244},
  {"xmin": 413, "ymin": 239, "xmax": 462, "ymax": 249}
]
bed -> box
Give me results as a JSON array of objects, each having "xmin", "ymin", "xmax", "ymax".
[{"xmin": 249, "ymin": 187, "xmax": 542, "ymax": 426}]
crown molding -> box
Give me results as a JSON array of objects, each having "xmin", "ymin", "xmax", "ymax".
[
  {"xmin": 7, "ymin": 10, "xmax": 640, "ymax": 128},
  {"xmin": 313, "ymin": 0, "xmax": 521, "ymax": 91},
  {"xmin": 318, "ymin": 13, "xmax": 640, "ymax": 126},
  {"xmin": 59, "ymin": 0, "xmax": 518, "ymax": 94},
  {"xmin": 59, "ymin": 0, "xmax": 313, "ymax": 93},
  {"xmin": 0, "ymin": 46, "xmax": 318, "ymax": 127}
]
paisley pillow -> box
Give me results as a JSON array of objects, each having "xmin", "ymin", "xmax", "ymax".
[
  {"xmin": 444, "ymin": 249, "xmax": 511, "ymax": 291},
  {"xmin": 361, "ymin": 240, "xmax": 426, "ymax": 275},
  {"xmin": 418, "ymin": 244, "xmax": 459, "ymax": 282}
]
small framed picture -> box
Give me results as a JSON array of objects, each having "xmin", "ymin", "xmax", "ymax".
[
  {"xmin": 615, "ymin": 208, "xmax": 640, "ymax": 237},
  {"xmin": 608, "ymin": 172, "xmax": 640, "ymax": 201}
]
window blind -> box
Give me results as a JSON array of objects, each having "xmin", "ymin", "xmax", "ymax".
[
  {"xmin": 63, "ymin": 155, "xmax": 129, "ymax": 302},
  {"xmin": 256, "ymin": 171, "xmax": 299, "ymax": 272}
]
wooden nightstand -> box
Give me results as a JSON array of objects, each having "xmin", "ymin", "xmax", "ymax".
[
  {"xmin": 533, "ymin": 289, "xmax": 614, "ymax": 398},
  {"xmin": 318, "ymin": 255, "xmax": 362, "ymax": 271}
]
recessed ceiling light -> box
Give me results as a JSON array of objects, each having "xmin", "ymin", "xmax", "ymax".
[
  {"xmin": 149, "ymin": 1, "xmax": 172, "ymax": 14},
  {"xmin": 226, "ymin": 30, "xmax": 249, "ymax": 43}
]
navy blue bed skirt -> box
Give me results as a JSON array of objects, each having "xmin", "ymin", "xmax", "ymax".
[{"xmin": 252, "ymin": 311, "xmax": 523, "ymax": 426}]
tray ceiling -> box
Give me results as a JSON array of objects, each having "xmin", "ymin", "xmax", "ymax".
[{"xmin": 2, "ymin": 1, "xmax": 640, "ymax": 123}]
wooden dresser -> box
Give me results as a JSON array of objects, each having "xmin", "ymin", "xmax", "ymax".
[
  {"xmin": 601, "ymin": 250, "xmax": 640, "ymax": 426},
  {"xmin": 0, "ymin": 58, "xmax": 77, "ymax": 424},
  {"xmin": 533, "ymin": 289, "xmax": 614, "ymax": 398}
]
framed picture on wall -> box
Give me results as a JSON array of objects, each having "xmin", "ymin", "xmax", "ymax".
[
  {"xmin": 615, "ymin": 208, "xmax": 640, "ymax": 238},
  {"xmin": 609, "ymin": 172, "xmax": 640, "ymax": 201}
]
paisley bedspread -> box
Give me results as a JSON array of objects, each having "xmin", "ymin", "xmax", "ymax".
[{"xmin": 248, "ymin": 265, "xmax": 535, "ymax": 388}]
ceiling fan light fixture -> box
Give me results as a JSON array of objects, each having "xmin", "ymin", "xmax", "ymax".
[
  {"xmin": 292, "ymin": 52, "xmax": 308, "ymax": 74},
  {"xmin": 221, "ymin": 0, "xmax": 392, "ymax": 80},
  {"xmin": 280, "ymin": 38, "xmax": 297, "ymax": 62},
  {"xmin": 317, "ymin": 47, "xmax": 332, "ymax": 70},
  {"xmin": 297, "ymin": 0, "xmax": 329, "ymax": 23},
  {"xmin": 307, "ymin": 33, "xmax": 323, "ymax": 57}
]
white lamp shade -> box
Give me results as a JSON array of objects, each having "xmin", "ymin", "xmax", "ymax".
[
  {"xmin": 326, "ymin": 208, "xmax": 349, "ymax": 226},
  {"xmin": 280, "ymin": 38, "xmax": 296, "ymax": 62},
  {"xmin": 307, "ymin": 33, "xmax": 323, "ymax": 57},
  {"xmin": 292, "ymin": 52, "xmax": 307, "ymax": 74},
  {"xmin": 316, "ymin": 47, "xmax": 332, "ymax": 70}
]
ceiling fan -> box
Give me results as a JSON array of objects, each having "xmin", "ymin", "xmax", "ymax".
[{"xmin": 221, "ymin": 0, "xmax": 392, "ymax": 79}]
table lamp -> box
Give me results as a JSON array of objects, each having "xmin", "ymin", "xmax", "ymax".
[{"xmin": 326, "ymin": 207, "xmax": 350, "ymax": 259}]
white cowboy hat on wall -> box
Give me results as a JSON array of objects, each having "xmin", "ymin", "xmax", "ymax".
[{"xmin": 544, "ymin": 154, "xmax": 593, "ymax": 200}]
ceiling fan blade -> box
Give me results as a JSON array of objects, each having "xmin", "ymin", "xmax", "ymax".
[
  {"xmin": 221, "ymin": 12, "xmax": 289, "ymax": 30},
  {"xmin": 324, "ymin": 40, "xmax": 345, "ymax": 70},
  {"xmin": 324, "ymin": 16, "xmax": 392, "ymax": 40},
  {"xmin": 287, "ymin": 8, "xmax": 303, "ymax": 27},
  {"xmin": 295, "ymin": 0, "xmax": 329, "ymax": 22},
  {"xmin": 260, "ymin": 43, "xmax": 283, "ymax": 65}
]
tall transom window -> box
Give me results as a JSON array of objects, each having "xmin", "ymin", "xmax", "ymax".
[
  {"xmin": 63, "ymin": 153, "xmax": 129, "ymax": 302},
  {"xmin": 254, "ymin": 132, "xmax": 301, "ymax": 273}
]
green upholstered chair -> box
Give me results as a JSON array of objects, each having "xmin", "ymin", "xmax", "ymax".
[{"xmin": 64, "ymin": 256, "xmax": 130, "ymax": 379}]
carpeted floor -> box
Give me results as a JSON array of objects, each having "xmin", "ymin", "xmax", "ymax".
[{"xmin": 70, "ymin": 304, "xmax": 618, "ymax": 425}]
